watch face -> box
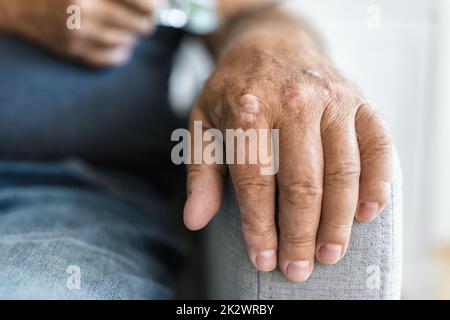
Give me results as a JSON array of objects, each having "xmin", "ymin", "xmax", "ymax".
[{"xmin": 156, "ymin": 0, "xmax": 220, "ymax": 34}]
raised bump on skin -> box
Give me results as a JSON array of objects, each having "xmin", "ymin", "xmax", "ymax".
[
  {"xmin": 213, "ymin": 103, "xmax": 222, "ymax": 119},
  {"xmin": 287, "ymin": 94, "xmax": 302, "ymax": 110},
  {"xmin": 286, "ymin": 87, "xmax": 312, "ymax": 111},
  {"xmin": 304, "ymin": 69, "xmax": 331, "ymax": 97},
  {"xmin": 285, "ymin": 82, "xmax": 330, "ymax": 111},
  {"xmin": 304, "ymin": 69, "xmax": 323, "ymax": 79},
  {"xmin": 238, "ymin": 94, "xmax": 260, "ymax": 122}
]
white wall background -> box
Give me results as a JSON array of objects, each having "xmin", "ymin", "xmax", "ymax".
[{"xmin": 171, "ymin": 0, "xmax": 449, "ymax": 299}]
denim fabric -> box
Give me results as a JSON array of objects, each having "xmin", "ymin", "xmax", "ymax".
[
  {"xmin": 0, "ymin": 161, "xmax": 189, "ymax": 300},
  {"xmin": 0, "ymin": 28, "xmax": 189, "ymax": 299}
]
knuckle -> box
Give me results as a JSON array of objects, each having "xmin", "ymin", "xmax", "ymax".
[
  {"xmin": 280, "ymin": 181, "xmax": 322, "ymax": 207},
  {"xmin": 234, "ymin": 176, "xmax": 274, "ymax": 201},
  {"xmin": 321, "ymin": 85, "xmax": 361, "ymax": 129},
  {"xmin": 362, "ymin": 135, "xmax": 392, "ymax": 160},
  {"xmin": 328, "ymin": 83, "xmax": 360, "ymax": 104},
  {"xmin": 225, "ymin": 92, "xmax": 262, "ymax": 124},
  {"xmin": 358, "ymin": 108, "xmax": 391, "ymax": 133},
  {"xmin": 357, "ymin": 105, "xmax": 383, "ymax": 123},
  {"xmin": 320, "ymin": 113, "xmax": 354, "ymax": 142},
  {"xmin": 281, "ymin": 232, "xmax": 316, "ymax": 249},
  {"xmin": 320, "ymin": 119, "xmax": 336, "ymax": 140},
  {"xmin": 325, "ymin": 162, "xmax": 360, "ymax": 186},
  {"xmin": 356, "ymin": 108, "xmax": 393, "ymax": 159},
  {"xmin": 186, "ymin": 165, "xmax": 203, "ymax": 183},
  {"xmin": 320, "ymin": 220, "xmax": 353, "ymax": 234},
  {"xmin": 283, "ymin": 78, "xmax": 329, "ymax": 117},
  {"xmin": 242, "ymin": 221, "xmax": 275, "ymax": 239},
  {"xmin": 286, "ymin": 82, "xmax": 315, "ymax": 105}
]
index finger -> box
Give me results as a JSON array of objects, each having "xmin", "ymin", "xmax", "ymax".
[{"xmin": 225, "ymin": 94, "xmax": 278, "ymax": 272}]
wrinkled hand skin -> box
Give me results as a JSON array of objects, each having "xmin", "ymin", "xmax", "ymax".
[
  {"xmin": 184, "ymin": 6, "xmax": 393, "ymax": 283},
  {"xmin": 0, "ymin": 0, "xmax": 161, "ymax": 67}
]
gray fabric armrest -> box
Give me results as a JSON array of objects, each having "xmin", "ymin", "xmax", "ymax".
[{"xmin": 205, "ymin": 150, "xmax": 402, "ymax": 300}]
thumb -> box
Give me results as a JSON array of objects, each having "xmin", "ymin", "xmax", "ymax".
[{"xmin": 183, "ymin": 106, "xmax": 226, "ymax": 231}]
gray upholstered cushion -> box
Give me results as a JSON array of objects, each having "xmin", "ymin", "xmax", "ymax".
[{"xmin": 205, "ymin": 150, "xmax": 402, "ymax": 300}]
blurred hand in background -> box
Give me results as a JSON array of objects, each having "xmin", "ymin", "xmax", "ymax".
[{"xmin": 0, "ymin": 0, "xmax": 163, "ymax": 67}]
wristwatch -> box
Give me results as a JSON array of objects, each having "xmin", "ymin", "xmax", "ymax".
[{"xmin": 156, "ymin": 0, "xmax": 220, "ymax": 34}]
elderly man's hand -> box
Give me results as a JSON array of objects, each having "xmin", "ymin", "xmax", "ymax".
[
  {"xmin": 0, "ymin": 0, "xmax": 161, "ymax": 67},
  {"xmin": 184, "ymin": 14, "xmax": 393, "ymax": 283}
]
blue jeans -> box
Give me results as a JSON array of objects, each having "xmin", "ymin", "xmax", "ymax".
[{"xmin": 0, "ymin": 28, "xmax": 190, "ymax": 299}]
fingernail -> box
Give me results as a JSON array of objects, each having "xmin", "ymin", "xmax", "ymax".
[
  {"xmin": 286, "ymin": 260, "xmax": 312, "ymax": 282},
  {"xmin": 357, "ymin": 202, "xmax": 379, "ymax": 221},
  {"xmin": 318, "ymin": 244, "xmax": 343, "ymax": 264},
  {"xmin": 255, "ymin": 250, "xmax": 277, "ymax": 272}
]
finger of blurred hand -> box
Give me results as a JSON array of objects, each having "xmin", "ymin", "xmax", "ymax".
[
  {"xmin": 82, "ymin": 23, "xmax": 137, "ymax": 48},
  {"xmin": 355, "ymin": 104, "xmax": 392, "ymax": 222},
  {"xmin": 97, "ymin": 0, "xmax": 154, "ymax": 34},
  {"xmin": 76, "ymin": 45, "xmax": 133, "ymax": 67},
  {"xmin": 111, "ymin": 0, "xmax": 162, "ymax": 15}
]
